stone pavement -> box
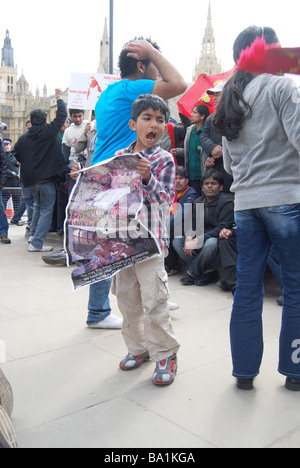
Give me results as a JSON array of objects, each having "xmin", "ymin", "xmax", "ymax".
[{"xmin": 0, "ymin": 225, "xmax": 300, "ymax": 449}]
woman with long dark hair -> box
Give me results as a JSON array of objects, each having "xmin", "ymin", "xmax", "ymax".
[{"xmin": 213, "ymin": 26, "xmax": 300, "ymax": 391}]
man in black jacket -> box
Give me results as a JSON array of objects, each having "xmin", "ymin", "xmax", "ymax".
[
  {"xmin": 0, "ymin": 133, "xmax": 11, "ymax": 244},
  {"xmin": 14, "ymin": 89, "xmax": 68, "ymax": 252},
  {"xmin": 173, "ymin": 169, "xmax": 237, "ymax": 288}
]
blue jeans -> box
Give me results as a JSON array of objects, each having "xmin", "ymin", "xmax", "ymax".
[
  {"xmin": 22, "ymin": 186, "xmax": 35, "ymax": 225},
  {"xmin": 231, "ymin": 205, "xmax": 300, "ymax": 379},
  {"xmin": 29, "ymin": 182, "xmax": 56, "ymax": 248},
  {"xmin": 0, "ymin": 189, "xmax": 9, "ymax": 237},
  {"xmin": 173, "ymin": 236, "xmax": 219, "ymax": 278},
  {"xmin": 87, "ymin": 279, "xmax": 112, "ymax": 325}
]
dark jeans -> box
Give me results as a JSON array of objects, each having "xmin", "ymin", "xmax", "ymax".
[
  {"xmin": 87, "ymin": 279, "xmax": 112, "ymax": 325},
  {"xmin": 231, "ymin": 205, "xmax": 300, "ymax": 380},
  {"xmin": 173, "ymin": 236, "xmax": 219, "ymax": 278},
  {"xmin": 29, "ymin": 182, "xmax": 56, "ymax": 248},
  {"xmin": 0, "ymin": 189, "xmax": 8, "ymax": 237}
]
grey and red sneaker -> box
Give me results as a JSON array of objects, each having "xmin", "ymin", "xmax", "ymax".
[
  {"xmin": 152, "ymin": 354, "xmax": 178, "ymax": 386},
  {"xmin": 119, "ymin": 352, "xmax": 150, "ymax": 371}
]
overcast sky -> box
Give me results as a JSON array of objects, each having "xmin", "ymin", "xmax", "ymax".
[{"xmin": 2, "ymin": 0, "xmax": 300, "ymax": 95}]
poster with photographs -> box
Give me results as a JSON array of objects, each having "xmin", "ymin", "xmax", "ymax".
[{"xmin": 64, "ymin": 154, "xmax": 161, "ymax": 291}]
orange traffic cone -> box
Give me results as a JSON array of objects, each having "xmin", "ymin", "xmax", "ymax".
[{"xmin": 5, "ymin": 195, "xmax": 14, "ymax": 220}]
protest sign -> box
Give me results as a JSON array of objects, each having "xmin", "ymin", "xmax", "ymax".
[
  {"xmin": 64, "ymin": 154, "xmax": 161, "ymax": 291},
  {"xmin": 67, "ymin": 73, "xmax": 121, "ymax": 110}
]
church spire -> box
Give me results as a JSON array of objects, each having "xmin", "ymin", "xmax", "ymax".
[
  {"xmin": 102, "ymin": 17, "xmax": 109, "ymax": 44},
  {"xmin": 97, "ymin": 18, "xmax": 109, "ymax": 74},
  {"xmin": 202, "ymin": 2, "xmax": 215, "ymax": 58},
  {"xmin": 2, "ymin": 30, "xmax": 14, "ymax": 68},
  {"xmin": 193, "ymin": 2, "xmax": 222, "ymax": 80}
]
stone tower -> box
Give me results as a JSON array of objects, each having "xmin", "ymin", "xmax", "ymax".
[
  {"xmin": 193, "ymin": 2, "xmax": 222, "ymax": 80},
  {"xmin": 2, "ymin": 30, "xmax": 14, "ymax": 68},
  {"xmin": 0, "ymin": 30, "xmax": 51, "ymax": 143},
  {"xmin": 97, "ymin": 18, "xmax": 109, "ymax": 74}
]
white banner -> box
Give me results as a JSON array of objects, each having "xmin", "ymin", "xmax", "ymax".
[{"xmin": 67, "ymin": 73, "xmax": 121, "ymax": 110}]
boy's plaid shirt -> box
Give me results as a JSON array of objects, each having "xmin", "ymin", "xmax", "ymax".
[{"xmin": 115, "ymin": 142, "xmax": 176, "ymax": 251}]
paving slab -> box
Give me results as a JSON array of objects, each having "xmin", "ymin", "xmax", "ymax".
[{"xmin": 0, "ymin": 226, "xmax": 299, "ymax": 449}]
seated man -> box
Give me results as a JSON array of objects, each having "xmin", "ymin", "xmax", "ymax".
[
  {"xmin": 173, "ymin": 169, "xmax": 237, "ymax": 289},
  {"xmin": 217, "ymin": 227, "xmax": 238, "ymax": 292},
  {"xmin": 165, "ymin": 166, "xmax": 198, "ymax": 275}
]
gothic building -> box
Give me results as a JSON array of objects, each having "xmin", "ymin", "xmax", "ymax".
[
  {"xmin": 193, "ymin": 2, "xmax": 222, "ymax": 80},
  {"xmin": 0, "ymin": 22, "xmax": 111, "ymax": 144},
  {"xmin": 0, "ymin": 30, "xmax": 51, "ymax": 144}
]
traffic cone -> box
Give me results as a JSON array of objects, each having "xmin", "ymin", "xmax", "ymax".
[{"xmin": 5, "ymin": 195, "xmax": 14, "ymax": 220}]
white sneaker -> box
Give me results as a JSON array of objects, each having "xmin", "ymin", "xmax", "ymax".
[
  {"xmin": 28, "ymin": 243, "xmax": 53, "ymax": 252},
  {"xmin": 168, "ymin": 302, "xmax": 179, "ymax": 311},
  {"xmin": 87, "ymin": 314, "xmax": 123, "ymax": 329}
]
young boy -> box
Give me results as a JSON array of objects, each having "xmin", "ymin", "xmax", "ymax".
[{"xmin": 112, "ymin": 94, "xmax": 180, "ymax": 386}]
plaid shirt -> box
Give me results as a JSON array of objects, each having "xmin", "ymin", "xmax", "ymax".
[{"xmin": 115, "ymin": 142, "xmax": 176, "ymax": 251}]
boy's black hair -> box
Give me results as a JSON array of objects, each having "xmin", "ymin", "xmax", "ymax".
[
  {"xmin": 118, "ymin": 37, "xmax": 160, "ymax": 79},
  {"xmin": 131, "ymin": 94, "xmax": 170, "ymax": 123},
  {"xmin": 201, "ymin": 168, "xmax": 224, "ymax": 187}
]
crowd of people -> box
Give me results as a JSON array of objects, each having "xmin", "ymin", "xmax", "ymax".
[{"xmin": 1, "ymin": 24, "xmax": 300, "ymax": 447}]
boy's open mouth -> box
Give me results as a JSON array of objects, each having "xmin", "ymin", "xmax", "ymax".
[{"xmin": 146, "ymin": 132, "xmax": 156, "ymax": 143}]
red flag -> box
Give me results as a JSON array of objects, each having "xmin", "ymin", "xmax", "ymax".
[
  {"xmin": 177, "ymin": 68, "xmax": 236, "ymax": 118},
  {"xmin": 237, "ymin": 37, "xmax": 300, "ymax": 76}
]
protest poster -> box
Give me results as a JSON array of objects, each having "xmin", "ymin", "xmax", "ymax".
[
  {"xmin": 64, "ymin": 154, "xmax": 161, "ymax": 291},
  {"xmin": 67, "ymin": 73, "xmax": 121, "ymax": 110}
]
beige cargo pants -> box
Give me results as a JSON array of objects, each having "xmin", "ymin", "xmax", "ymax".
[{"xmin": 112, "ymin": 253, "xmax": 180, "ymax": 363}]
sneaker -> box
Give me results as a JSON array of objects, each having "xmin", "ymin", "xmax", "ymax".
[
  {"xmin": 236, "ymin": 378, "xmax": 254, "ymax": 391},
  {"xmin": 168, "ymin": 302, "xmax": 180, "ymax": 311},
  {"xmin": 42, "ymin": 249, "xmax": 67, "ymax": 266},
  {"xmin": 180, "ymin": 274, "xmax": 195, "ymax": 286},
  {"xmin": 167, "ymin": 268, "xmax": 179, "ymax": 277},
  {"xmin": 28, "ymin": 243, "xmax": 53, "ymax": 252},
  {"xmin": 216, "ymin": 280, "xmax": 234, "ymax": 292},
  {"xmin": 276, "ymin": 296, "xmax": 283, "ymax": 307},
  {"xmin": 194, "ymin": 270, "xmax": 219, "ymax": 286},
  {"xmin": 285, "ymin": 377, "xmax": 300, "ymax": 392},
  {"xmin": 152, "ymin": 353, "xmax": 178, "ymax": 386},
  {"xmin": 119, "ymin": 352, "xmax": 150, "ymax": 371},
  {"xmin": 10, "ymin": 220, "xmax": 25, "ymax": 226},
  {"xmin": 0, "ymin": 236, "xmax": 11, "ymax": 245},
  {"xmin": 87, "ymin": 314, "xmax": 123, "ymax": 329}
]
